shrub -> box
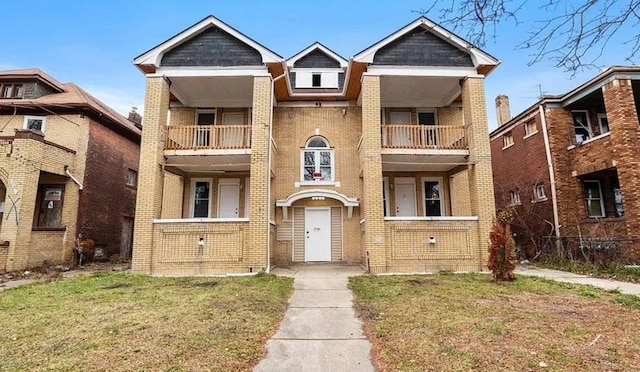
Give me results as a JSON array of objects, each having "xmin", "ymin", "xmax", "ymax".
[{"xmin": 488, "ymin": 219, "xmax": 516, "ymax": 282}]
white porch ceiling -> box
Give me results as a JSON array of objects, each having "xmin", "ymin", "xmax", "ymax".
[
  {"xmin": 382, "ymin": 152, "xmax": 469, "ymax": 172},
  {"xmin": 170, "ymin": 76, "xmax": 254, "ymax": 107},
  {"xmin": 164, "ymin": 151, "xmax": 251, "ymax": 173},
  {"xmin": 379, "ymin": 76, "xmax": 461, "ymax": 107}
]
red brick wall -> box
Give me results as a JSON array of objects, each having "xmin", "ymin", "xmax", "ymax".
[
  {"xmin": 77, "ymin": 120, "xmax": 140, "ymax": 257},
  {"xmin": 490, "ymin": 111, "xmax": 554, "ymax": 255}
]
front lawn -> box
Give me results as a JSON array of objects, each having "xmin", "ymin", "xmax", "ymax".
[
  {"xmin": 350, "ymin": 273, "xmax": 640, "ymax": 371},
  {"xmin": 0, "ymin": 272, "xmax": 293, "ymax": 371}
]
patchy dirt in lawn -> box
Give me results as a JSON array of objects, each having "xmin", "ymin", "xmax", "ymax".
[{"xmin": 350, "ymin": 273, "xmax": 640, "ymax": 371}]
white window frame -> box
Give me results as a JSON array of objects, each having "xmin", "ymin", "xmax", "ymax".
[
  {"xmin": 300, "ymin": 137, "xmax": 335, "ymax": 182},
  {"xmin": 524, "ymin": 119, "xmax": 538, "ymax": 137},
  {"xmin": 23, "ymin": 115, "xmax": 47, "ymax": 133},
  {"xmin": 502, "ymin": 132, "xmax": 514, "ymax": 148},
  {"xmin": 126, "ymin": 169, "xmax": 138, "ymax": 187},
  {"xmin": 189, "ymin": 178, "xmax": 212, "ymax": 218},
  {"xmin": 597, "ymin": 113, "xmax": 609, "ymax": 134},
  {"xmin": 571, "ymin": 110, "xmax": 593, "ymax": 143},
  {"xmin": 244, "ymin": 178, "xmax": 250, "ymax": 218},
  {"xmin": 534, "ymin": 183, "xmax": 547, "ymax": 201},
  {"xmin": 510, "ymin": 190, "xmax": 521, "ymax": 205},
  {"xmin": 584, "ymin": 180, "xmax": 606, "ymax": 218},
  {"xmin": 421, "ymin": 177, "xmax": 444, "ymax": 217},
  {"xmin": 382, "ymin": 177, "xmax": 390, "ymax": 217},
  {"xmin": 293, "ymin": 69, "xmax": 340, "ymax": 89}
]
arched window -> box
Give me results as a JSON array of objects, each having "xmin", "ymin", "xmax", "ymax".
[{"xmin": 301, "ymin": 136, "xmax": 334, "ymax": 181}]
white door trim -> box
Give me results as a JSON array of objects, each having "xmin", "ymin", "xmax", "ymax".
[
  {"xmin": 421, "ymin": 177, "xmax": 445, "ymax": 216},
  {"xmin": 217, "ymin": 178, "xmax": 240, "ymax": 218},
  {"xmin": 394, "ymin": 177, "xmax": 417, "ymax": 217},
  {"xmin": 304, "ymin": 207, "xmax": 332, "ymax": 262}
]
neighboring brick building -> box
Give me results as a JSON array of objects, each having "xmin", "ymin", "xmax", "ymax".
[
  {"xmin": 132, "ymin": 15, "xmax": 499, "ymax": 275},
  {"xmin": 0, "ymin": 69, "xmax": 141, "ymax": 271},
  {"xmin": 490, "ymin": 66, "xmax": 640, "ymax": 258}
]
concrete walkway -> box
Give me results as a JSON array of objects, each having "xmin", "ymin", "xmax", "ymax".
[
  {"xmin": 254, "ymin": 264, "xmax": 375, "ymax": 372},
  {"xmin": 515, "ymin": 265, "xmax": 640, "ymax": 296}
]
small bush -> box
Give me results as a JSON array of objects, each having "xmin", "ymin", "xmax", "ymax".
[{"xmin": 488, "ymin": 219, "xmax": 516, "ymax": 282}]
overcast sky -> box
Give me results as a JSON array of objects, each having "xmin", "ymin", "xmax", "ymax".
[{"xmin": 1, "ymin": 0, "xmax": 634, "ymax": 130}]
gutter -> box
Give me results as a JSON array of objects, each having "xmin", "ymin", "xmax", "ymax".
[{"xmin": 539, "ymin": 105, "xmax": 560, "ymax": 237}]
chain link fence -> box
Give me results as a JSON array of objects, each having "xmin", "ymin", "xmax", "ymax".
[{"xmin": 539, "ymin": 236, "xmax": 640, "ymax": 267}]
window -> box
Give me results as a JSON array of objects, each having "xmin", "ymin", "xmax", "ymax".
[
  {"xmin": 572, "ymin": 110, "xmax": 593, "ymax": 143},
  {"xmin": 312, "ymin": 73, "xmax": 321, "ymax": 87},
  {"xmin": 503, "ymin": 132, "xmax": 514, "ymax": 148},
  {"xmin": 422, "ymin": 178, "xmax": 443, "ymax": 216},
  {"xmin": 301, "ymin": 136, "xmax": 334, "ymax": 182},
  {"xmin": 583, "ymin": 180, "xmax": 605, "ymax": 218},
  {"xmin": 534, "ymin": 183, "xmax": 547, "ymax": 201},
  {"xmin": 190, "ymin": 179, "xmax": 211, "ymax": 218},
  {"xmin": 418, "ymin": 109, "xmax": 438, "ymax": 146},
  {"xmin": 126, "ymin": 169, "xmax": 138, "ymax": 187},
  {"xmin": 611, "ymin": 177, "xmax": 624, "ymax": 217},
  {"xmin": 524, "ymin": 119, "xmax": 538, "ymax": 136},
  {"xmin": 597, "ymin": 113, "xmax": 609, "ymax": 134},
  {"xmin": 510, "ymin": 190, "xmax": 521, "ymax": 205},
  {"xmin": 23, "ymin": 115, "xmax": 46, "ymax": 132},
  {"xmin": 1, "ymin": 83, "xmax": 23, "ymax": 98},
  {"xmin": 34, "ymin": 185, "xmax": 64, "ymax": 228}
]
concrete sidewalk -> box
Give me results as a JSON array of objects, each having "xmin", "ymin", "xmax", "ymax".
[
  {"xmin": 254, "ymin": 264, "xmax": 375, "ymax": 372},
  {"xmin": 515, "ymin": 265, "xmax": 640, "ymax": 296}
]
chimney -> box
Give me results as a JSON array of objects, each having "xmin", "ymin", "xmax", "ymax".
[
  {"xmin": 495, "ymin": 95, "xmax": 511, "ymax": 126},
  {"xmin": 128, "ymin": 107, "xmax": 142, "ymax": 128}
]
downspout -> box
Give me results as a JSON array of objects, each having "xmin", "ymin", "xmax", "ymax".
[
  {"xmin": 539, "ymin": 104, "xmax": 560, "ymax": 238},
  {"xmin": 265, "ymin": 70, "xmax": 285, "ymax": 273},
  {"xmin": 65, "ymin": 165, "xmax": 83, "ymax": 190}
]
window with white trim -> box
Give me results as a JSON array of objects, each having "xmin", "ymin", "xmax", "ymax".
[
  {"xmin": 126, "ymin": 169, "xmax": 137, "ymax": 187},
  {"xmin": 524, "ymin": 119, "xmax": 537, "ymax": 136},
  {"xmin": 510, "ymin": 190, "xmax": 521, "ymax": 205},
  {"xmin": 23, "ymin": 115, "xmax": 46, "ymax": 132},
  {"xmin": 301, "ymin": 136, "xmax": 334, "ymax": 182},
  {"xmin": 422, "ymin": 178, "xmax": 443, "ymax": 216},
  {"xmin": 534, "ymin": 183, "xmax": 547, "ymax": 201},
  {"xmin": 584, "ymin": 180, "xmax": 605, "ymax": 218},
  {"xmin": 190, "ymin": 179, "xmax": 211, "ymax": 218},
  {"xmin": 597, "ymin": 113, "xmax": 609, "ymax": 134},
  {"xmin": 572, "ymin": 110, "xmax": 593, "ymax": 143},
  {"xmin": 503, "ymin": 132, "xmax": 514, "ymax": 148},
  {"xmin": 1, "ymin": 83, "xmax": 23, "ymax": 99}
]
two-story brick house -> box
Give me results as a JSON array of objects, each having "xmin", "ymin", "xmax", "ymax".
[
  {"xmin": 490, "ymin": 66, "xmax": 640, "ymax": 259},
  {"xmin": 132, "ymin": 15, "xmax": 499, "ymax": 275},
  {"xmin": 0, "ymin": 69, "xmax": 141, "ymax": 271}
]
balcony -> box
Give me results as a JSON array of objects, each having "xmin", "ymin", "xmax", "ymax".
[
  {"xmin": 380, "ymin": 124, "xmax": 469, "ymax": 172},
  {"xmin": 163, "ymin": 125, "xmax": 252, "ymax": 173}
]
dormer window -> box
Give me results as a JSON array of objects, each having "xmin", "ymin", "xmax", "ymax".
[
  {"xmin": 312, "ymin": 73, "xmax": 321, "ymax": 87},
  {"xmin": 295, "ymin": 71, "xmax": 339, "ymax": 89},
  {"xmin": 1, "ymin": 83, "xmax": 23, "ymax": 99}
]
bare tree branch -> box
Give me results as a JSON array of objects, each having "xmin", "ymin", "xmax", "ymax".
[{"xmin": 419, "ymin": 0, "xmax": 640, "ymax": 74}]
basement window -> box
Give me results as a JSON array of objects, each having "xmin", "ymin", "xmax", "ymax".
[{"xmin": 33, "ymin": 185, "xmax": 65, "ymax": 229}]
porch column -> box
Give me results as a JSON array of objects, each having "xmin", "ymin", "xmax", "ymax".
[
  {"xmin": 132, "ymin": 76, "xmax": 170, "ymax": 273},
  {"xmin": 2, "ymin": 139, "xmax": 41, "ymax": 271},
  {"xmin": 462, "ymin": 77, "xmax": 496, "ymax": 270},
  {"xmin": 247, "ymin": 75, "xmax": 272, "ymax": 271},
  {"xmin": 602, "ymin": 78, "xmax": 640, "ymax": 256},
  {"xmin": 360, "ymin": 75, "xmax": 386, "ymax": 273}
]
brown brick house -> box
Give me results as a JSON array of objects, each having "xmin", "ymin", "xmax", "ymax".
[
  {"xmin": 132, "ymin": 15, "xmax": 499, "ymax": 275},
  {"xmin": 490, "ymin": 66, "xmax": 640, "ymax": 259},
  {"xmin": 0, "ymin": 69, "xmax": 141, "ymax": 271}
]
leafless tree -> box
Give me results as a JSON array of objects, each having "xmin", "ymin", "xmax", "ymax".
[{"xmin": 419, "ymin": 0, "xmax": 640, "ymax": 74}]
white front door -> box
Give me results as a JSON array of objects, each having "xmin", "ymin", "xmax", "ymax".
[
  {"xmin": 389, "ymin": 111, "xmax": 413, "ymax": 147},
  {"xmin": 305, "ymin": 208, "xmax": 331, "ymax": 262},
  {"xmin": 395, "ymin": 179, "xmax": 417, "ymax": 216},
  {"xmin": 217, "ymin": 181, "xmax": 239, "ymax": 218}
]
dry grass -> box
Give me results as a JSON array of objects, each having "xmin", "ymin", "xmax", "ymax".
[
  {"xmin": 350, "ymin": 273, "xmax": 640, "ymax": 371},
  {"xmin": 0, "ymin": 272, "xmax": 293, "ymax": 371}
]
